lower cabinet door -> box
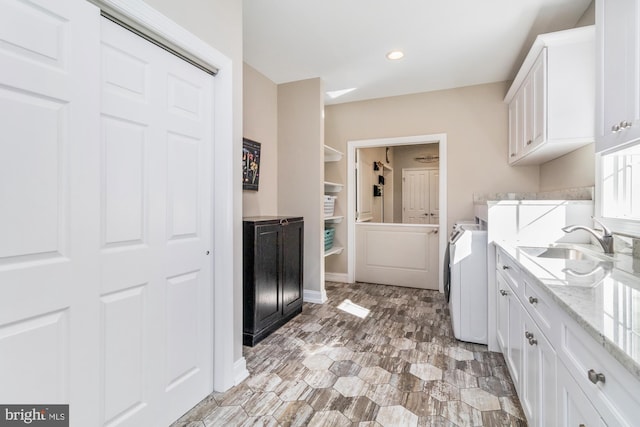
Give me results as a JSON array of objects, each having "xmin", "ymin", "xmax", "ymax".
[
  {"xmin": 496, "ymin": 273, "xmax": 510, "ymax": 352},
  {"xmin": 282, "ymin": 220, "xmax": 304, "ymax": 317},
  {"xmin": 506, "ymin": 292, "xmax": 523, "ymax": 391},
  {"xmin": 522, "ymin": 310, "xmax": 556, "ymax": 427},
  {"xmin": 254, "ymin": 223, "xmax": 283, "ymax": 332},
  {"xmin": 557, "ymin": 364, "xmax": 605, "ymax": 427}
]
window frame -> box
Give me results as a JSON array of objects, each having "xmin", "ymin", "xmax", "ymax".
[{"xmin": 595, "ymin": 139, "xmax": 640, "ymax": 238}]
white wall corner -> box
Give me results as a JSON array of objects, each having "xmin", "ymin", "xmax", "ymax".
[
  {"xmin": 324, "ymin": 272, "xmax": 351, "ymax": 283},
  {"xmin": 234, "ymin": 357, "xmax": 249, "ymax": 386},
  {"xmin": 303, "ymin": 288, "xmax": 327, "ymax": 304}
]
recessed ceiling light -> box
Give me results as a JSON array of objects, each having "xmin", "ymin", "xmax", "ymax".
[
  {"xmin": 386, "ymin": 50, "xmax": 404, "ymax": 60},
  {"xmin": 326, "ymin": 87, "xmax": 357, "ymax": 99}
]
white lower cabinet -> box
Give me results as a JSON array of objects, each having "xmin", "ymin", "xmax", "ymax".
[
  {"xmin": 494, "ymin": 247, "xmax": 638, "ymax": 427},
  {"xmin": 557, "ymin": 365, "xmax": 606, "ymax": 427},
  {"xmin": 521, "ymin": 310, "xmax": 557, "ymax": 427}
]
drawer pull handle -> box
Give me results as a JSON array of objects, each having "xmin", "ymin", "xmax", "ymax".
[
  {"xmin": 499, "ymin": 290, "xmax": 508, "ymax": 296},
  {"xmin": 528, "ymin": 296, "xmax": 538, "ymax": 304},
  {"xmin": 587, "ymin": 369, "xmax": 606, "ymax": 385},
  {"xmin": 280, "ymin": 218, "xmax": 289, "ymax": 226},
  {"xmin": 579, "ymin": 424, "xmax": 586, "ymax": 427},
  {"xmin": 528, "ymin": 337, "xmax": 537, "ymax": 346},
  {"xmin": 525, "ymin": 331, "xmax": 533, "ymax": 339},
  {"xmin": 502, "ymin": 265, "xmax": 510, "ymax": 270}
]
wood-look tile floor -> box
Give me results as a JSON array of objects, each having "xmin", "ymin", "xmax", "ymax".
[{"xmin": 172, "ymin": 282, "xmax": 526, "ymax": 427}]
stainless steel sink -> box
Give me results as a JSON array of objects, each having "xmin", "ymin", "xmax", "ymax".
[{"xmin": 518, "ymin": 246, "xmax": 600, "ymax": 261}]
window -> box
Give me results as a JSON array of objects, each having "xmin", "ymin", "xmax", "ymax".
[{"xmin": 598, "ymin": 141, "xmax": 640, "ymax": 236}]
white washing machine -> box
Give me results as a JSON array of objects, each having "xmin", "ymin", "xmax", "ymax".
[{"xmin": 447, "ymin": 224, "xmax": 488, "ymax": 345}]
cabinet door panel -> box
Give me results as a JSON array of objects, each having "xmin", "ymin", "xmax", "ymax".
[
  {"xmin": 522, "ymin": 311, "xmax": 557, "ymax": 427},
  {"xmin": 254, "ymin": 225, "xmax": 282, "ymax": 331},
  {"xmin": 506, "ymin": 293, "xmax": 523, "ymax": 391},
  {"xmin": 282, "ymin": 221, "xmax": 303, "ymax": 316},
  {"xmin": 557, "ymin": 365, "xmax": 604, "ymax": 427},
  {"xmin": 597, "ymin": 0, "xmax": 640, "ymax": 151},
  {"xmin": 532, "ymin": 51, "xmax": 546, "ymax": 147},
  {"xmin": 508, "ymin": 97, "xmax": 519, "ymax": 161},
  {"xmin": 496, "ymin": 274, "xmax": 509, "ymax": 352}
]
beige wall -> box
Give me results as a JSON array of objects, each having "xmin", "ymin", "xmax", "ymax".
[
  {"xmin": 325, "ymin": 82, "xmax": 540, "ymax": 275},
  {"xmin": 143, "ymin": 0, "xmax": 246, "ymax": 370},
  {"xmin": 243, "ymin": 64, "xmax": 278, "ymax": 216},
  {"xmin": 278, "ymin": 79, "xmax": 325, "ymax": 295},
  {"xmin": 540, "ymin": 143, "xmax": 595, "ymax": 191}
]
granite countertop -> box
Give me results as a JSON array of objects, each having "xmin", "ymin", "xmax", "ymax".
[{"xmin": 495, "ymin": 241, "xmax": 640, "ymax": 381}]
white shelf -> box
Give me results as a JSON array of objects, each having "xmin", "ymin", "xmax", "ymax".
[
  {"xmin": 324, "ymin": 216, "xmax": 343, "ymax": 224},
  {"xmin": 324, "ymin": 246, "xmax": 344, "ymax": 257},
  {"xmin": 324, "ymin": 145, "xmax": 343, "ymax": 162},
  {"xmin": 324, "ymin": 181, "xmax": 344, "ymax": 193}
]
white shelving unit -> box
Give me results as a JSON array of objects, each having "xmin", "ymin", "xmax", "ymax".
[
  {"xmin": 324, "ymin": 246, "xmax": 344, "ymax": 257},
  {"xmin": 324, "ymin": 145, "xmax": 343, "ymax": 162},
  {"xmin": 324, "ymin": 216, "xmax": 343, "ymax": 224},
  {"xmin": 324, "ymin": 145, "xmax": 344, "ymax": 258},
  {"xmin": 324, "ymin": 181, "xmax": 344, "ymax": 193}
]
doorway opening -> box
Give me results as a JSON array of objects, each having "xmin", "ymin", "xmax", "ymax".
[{"xmin": 347, "ymin": 134, "xmax": 447, "ymax": 291}]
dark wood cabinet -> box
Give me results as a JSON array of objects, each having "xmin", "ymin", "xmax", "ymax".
[{"xmin": 243, "ymin": 216, "xmax": 303, "ymax": 346}]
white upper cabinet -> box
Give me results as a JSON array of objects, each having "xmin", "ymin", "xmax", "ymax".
[
  {"xmin": 505, "ymin": 26, "xmax": 595, "ymax": 165},
  {"xmin": 596, "ymin": 0, "xmax": 640, "ymax": 152}
]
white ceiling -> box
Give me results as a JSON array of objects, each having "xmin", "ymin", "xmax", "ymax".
[{"xmin": 243, "ymin": 0, "xmax": 592, "ymax": 105}]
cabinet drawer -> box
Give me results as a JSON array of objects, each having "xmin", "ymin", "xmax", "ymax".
[
  {"xmin": 496, "ymin": 249, "xmax": 521, "ymax": 292},
  {"xmin": 557, "ymin": 314, "xmax": 640, "ymax": 426},
  {"xmin": 522, "ymin": 273, "xmax": 555, "ymax": 340}
]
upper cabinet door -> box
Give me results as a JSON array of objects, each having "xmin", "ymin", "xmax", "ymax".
[
  {"xmin": 505, "ymin": 27, "xmax": 594, "ymax": 165},
  {"xmin": 596, "ymin": 0, "xmax": 640, "ymax": 152}
]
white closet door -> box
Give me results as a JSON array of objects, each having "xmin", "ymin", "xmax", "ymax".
[
  {"xmin": 0, "ymin": 0, "xmax": 101, "ymax": 425},
  {"xmin": 100, "ymin": 18, "xmax": 213, "ymax": 426},
  {"xmin": 402, "ymin": 169, "xmax": 430, "ymax": 224}
]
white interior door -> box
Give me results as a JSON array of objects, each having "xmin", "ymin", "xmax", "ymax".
[
  {"xmin": 0, "ymin": 0, "xmax": 101, "ymax": 423},
  {"xmin": 403, "ymin": 169, "xmax": 430, "ymax": 224},
  {"xmin": 355, "ymin": 223, "xmax": 439, "ymax": 289},
  {"xmin": 100, "ymin": 18, "xmax": 213, "ymax": 426},
  {"xmin": 428, "ymin": 170, "xmax": 439, "ymax": 224}
]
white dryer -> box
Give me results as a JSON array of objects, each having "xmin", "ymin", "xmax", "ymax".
[{"xmin": 448, "ymin": 224, "xmax": 488, "ymax": 345}]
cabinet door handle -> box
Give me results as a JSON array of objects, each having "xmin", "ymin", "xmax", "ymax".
[
  {"xmin": 499, "ymin": 289, "xmax": 508, "ymax": 296},
  {"xmin": 612, "ymin": 124, "xmax": 620, "ymax": 133},
  {"xmin": 528, "ymin": 337, "xmax": 538, "ymax": 346},
  {"xmin": 525, "ymin": 331, "xmax": 533, "ymax": 339},
  {"xmin": 510, "ymin": 153, "xmax": 516, "ymax": 158},
  {"xmin": 526, "ymin": 139, "xmax": 532, "ymax": 145},
  {"xmin": 502, "ymin": 265, "xmax": 510, "ymax": 270},
  {"xmin": 528, "ymin": 296, "xmax": 538, "ymax": 304},
  {"xmin": 623, "ymin": 120, "xmax": 632, "ymax": 129},
  {"xmin": 587, "ymin": 369, "xmax": 606, "ymax": 385},
  {"xmin": 280, "ymin": 218, "xmax": 289, "ymax": 226}
]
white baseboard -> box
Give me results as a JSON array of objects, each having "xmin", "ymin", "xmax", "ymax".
[
  {"xmin": 303, "ymin": 288, "xmax": 327, "ymax": 304},
  {"xmin": 324, "ymin": 272, "xmax": 350, "ymax": 283},
  {"xmin": 233, "ymin": 357, "xmax": 249, "ymax": 385}
]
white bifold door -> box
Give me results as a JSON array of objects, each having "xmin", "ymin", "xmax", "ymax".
[{"xmin": 0, "ymin": 1, "xmax": 214, "ymax": 426}]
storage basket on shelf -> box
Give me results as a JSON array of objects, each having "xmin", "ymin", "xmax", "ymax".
[
  {"xmin": 324, "ymin": 195, "xmax": 337, "ymax": 217},
  {"xmin": 324, "ymin": 227, "xmax": 336, "ymax": 251}
]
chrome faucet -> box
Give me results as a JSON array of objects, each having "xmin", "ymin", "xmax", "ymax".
[{"xmin": 561, "ymin": 217, "xmax": 614, "ymax": 254}]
